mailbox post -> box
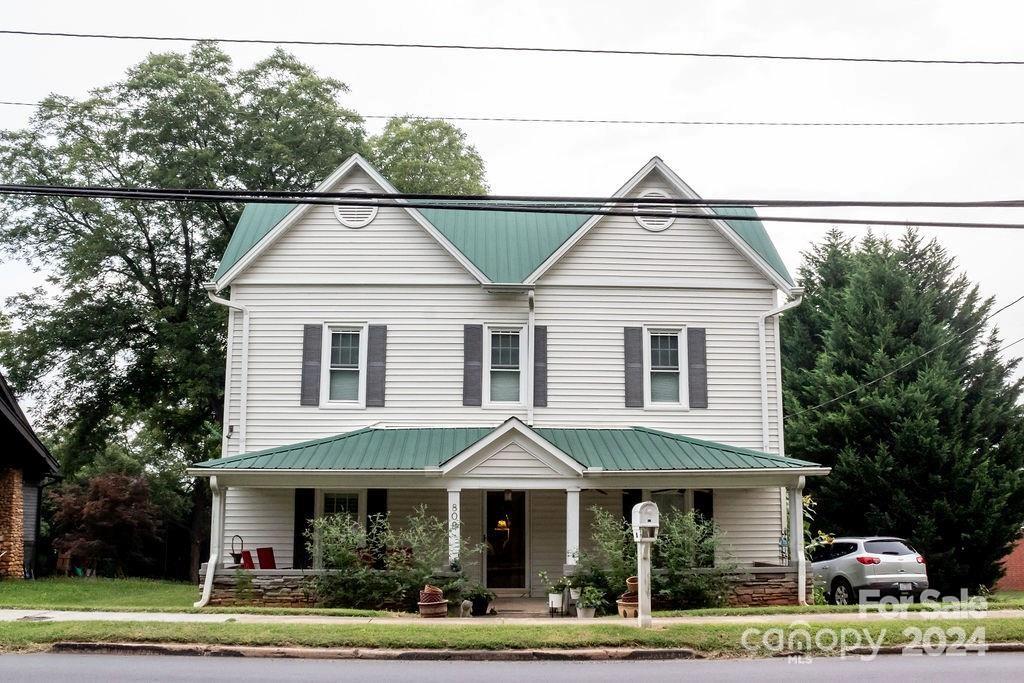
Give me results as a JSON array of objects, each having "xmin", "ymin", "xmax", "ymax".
[{"xmin": 630, "ymin": 501, "xmax": 660, "ymax": 629}]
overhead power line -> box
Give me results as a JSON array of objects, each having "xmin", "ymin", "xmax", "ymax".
[
  {"xmin": 4, "ymin": 99, "xmax": 1022, "ymax": 128},
  {"xmin": 785, "ymin": 294, "xmax": 1024, "ymax": 421},
  {"xmin": 9, "ymin": 184, "xmax": 1024, "ymax": 231},
  {"xmin": 3, "ymin": 29, "xmax": 1024, "ymax": 66},
  {"xmin": 3, "ymin": 98, "xmax": 1024, "ymax": 128},
  {"xmin": 14, "ymin": 181, "xmax": 1024, "ymax": 209}
]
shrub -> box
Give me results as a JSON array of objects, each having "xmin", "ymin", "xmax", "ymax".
[
  {"xmin": 577, "ymin": 505, "xmax": 734, "ymax": 610},
  {"xmin": 307, "ymin": 505, "xmax": 482, "ymax": 611}
]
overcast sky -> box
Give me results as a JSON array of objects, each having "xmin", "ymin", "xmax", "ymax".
[{"xmin": 2, "ymin": 1, "xmax": 1023, "ymax": 385}]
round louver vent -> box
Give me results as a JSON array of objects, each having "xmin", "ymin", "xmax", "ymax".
[
  {"xmin": 334, "ymin": 188, "xmax": 378, "ymax": 228},
  {"xmin": 634, "ymin": 190, "xmax": 675, "ymax": 231}
]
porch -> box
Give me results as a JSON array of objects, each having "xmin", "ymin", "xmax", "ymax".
[{"xmin": 189, "ymin": 418, "xmax": 828, "ymax": 606}]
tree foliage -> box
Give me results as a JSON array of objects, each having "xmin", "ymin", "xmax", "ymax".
[
  {"xmin": 50, "ymin": 473, "xmax": 162, "ymax": 576},
  {"xmin": 369, "ymin": 117, "xmax": 488, "ymax": 194},
  {"xmin": 782, "ymin": 228, "xmax": 1024, "ymax": 592}
]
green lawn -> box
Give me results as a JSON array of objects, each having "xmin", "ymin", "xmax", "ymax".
[
  {"xmin": 0, "ymin": 578, "xmax": 386, "ymax": 617},
  {"xmin": 0, "ymin": 616, "xmax": 1019, "ymax": 656}
]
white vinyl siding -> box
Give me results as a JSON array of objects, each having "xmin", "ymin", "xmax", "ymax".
[
  {"xmin": 222, "ymin": 488, "xmax": 295, "ymax": 569},
  {"xmin": 714, "ymin": 487, "xmax": 786, "ymax": 565},
  {"xmin": 540, "ymin": 175, "xmax": 772, "ymax": 289},
  {"xmin": 235, "ymin": 168, "xmax": 478, "ymax": 287},
  {"xmin": 467, "ymin": 442, "xmax": 560, "ymax": 478}
]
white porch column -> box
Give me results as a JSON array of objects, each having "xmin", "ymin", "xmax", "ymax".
[
  {"xmin": 447, "ymin": 488, "xmax": 461, "ymax": 566},
  {"xmin": 565, "ymin": 487, "xmax": 581, "ymax": 567},
  {"xmin": 788, "ymin": 478, "xmax": 807, "ymax": 605}
]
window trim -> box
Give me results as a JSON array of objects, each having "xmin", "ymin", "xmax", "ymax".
[
  {"xmin": 316, "ymin": 489, "xmax": 367, "ymax": 523},
  {"xmin": 319, "ymin": 322, "xmax": 369, "ymax": 408},
  {"xmin": 482, "ymin": 323, "xmax": 527, "ymax": 409},
  {"xmin": 642, "ymin": 325, "xmax": 690, "ymax": 410}
]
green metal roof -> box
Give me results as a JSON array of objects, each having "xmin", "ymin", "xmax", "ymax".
[
  {"xmin": 418, "ymin": 207, "xmax": 589, "ymax": 282},
  {"xmin": 214, "ymin": 203, "xmax": 297, "ymax": 280},
  {"xmin": 213, "ymin": 177, "xmax": 793, "ymax": 286},
  {"xmin": 711, "ymin": 206, "xmax": 794, "ymax": 285},
  {"xmin": 192, "ymin": 424, "xmax": 819, "ymax": 472}
]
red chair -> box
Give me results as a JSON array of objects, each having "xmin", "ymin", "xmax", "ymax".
[
  {"xmin": 240, "ymin": 550, "xmax": 255, "ymax": 569},
  {"xmin": 256, "ymin": 546, "xmax": 277, "ymax": 570}
]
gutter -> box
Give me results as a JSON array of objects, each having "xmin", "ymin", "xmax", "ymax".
[
  {"xmin": 193, "ymin": 475, "xmax": 223, "ymax": 608},
  {"xmin": 204, "ymin": 283, "xmax": 249, "ymax": 454},
  {"xmin": 527, "ymin": 290, "xmax": 536, "ymax": 425},
  {"xmin": 758, "ymin": 288, "xmax": 804, "ymax": 453}
]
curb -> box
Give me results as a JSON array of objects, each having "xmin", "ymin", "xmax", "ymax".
[{"xmin": 49, "ymin": 642, "xmax": 703, "ymax": 661}]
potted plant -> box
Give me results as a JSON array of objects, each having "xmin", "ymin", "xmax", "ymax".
[
  {"xmin": 538, "ymin": 571, "xmax": 566, "ymax": 611},
  {"xmin": 463, "ymin": 583, "xmax": 496, "ymax": 617},
  {"xmin": 566, "ymin": 574, "xmax": 581, "ymax": 601},
  {"xmin": 576, "ymin": 586, "xmax": 605, "ymax": 619}
]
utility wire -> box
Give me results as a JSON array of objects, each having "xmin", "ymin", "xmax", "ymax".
[
  {"xmin": 14, "ymin": 181, "xmax": 1024, "ymax": 209},
  {"xmin": 3, "ymin": 99, "xmax": 1024, "ymax": 128},
  {"xmin": 785, "ymin": 294, "xmax": 1024, "ymax": 421},
  {"xmin": 9, "ymin": 184, "xmax": 1024, "ymax": 231},
  {"xmin": 2, "ymin": 29, "xmax": 1024, "ymax": 66}
]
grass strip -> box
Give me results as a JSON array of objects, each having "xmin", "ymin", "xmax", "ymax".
[{"xmin": 0, "ymin": 616, "xmax": 1020, "ymax": 657}]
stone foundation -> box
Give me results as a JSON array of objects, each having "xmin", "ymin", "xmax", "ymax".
[
  {"xmin": 200, "ymin": 568, "xmax": 319, "ymax": 607},
  {"xmin": 724, "ymin": 566, "xmax": 813, "ymax": 606},
  {"xmin": 0, "ymin": 468, "xmax": 24, "ymax": 579}
]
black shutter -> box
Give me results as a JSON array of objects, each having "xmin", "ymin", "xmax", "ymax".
[
  {"xmin": 622, "ymin": 489, "xmax": 642, "ymax": 521},
  {"xmin": 687, "ymin": 327, "xmax": 708, "ymax": 408},
  {"xmin": 463, "ymin": 324, "xmax": 483, "ymax": 406},
  {"xmin": 293, "ymin": 488, "xmax": 315, "ymax": 569},
  {"xmin": 624, "ymin": 327, "xmax": 644, "ymax": 408},
  {"xmin": 300, "ymin": 324, "xmax": 322, "ymax": 406},
  {"xmin": 366, "ymin": 489, "xmax": 388, "ymax": 524},
  {"xmin": 533, "ymin": 325, "xmax": 548, "ymax": 408},
  {"xmin": 366, "ymin": 325, "xmax": 387, "ymax": 407}
]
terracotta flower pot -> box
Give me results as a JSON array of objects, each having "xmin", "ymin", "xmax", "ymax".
[
  {"xmin": 626, "ymin": 576, "xmax": 639, "ymax": 593},
  {"xmin": 418, "ymin": 600, "xmax": 448, "ymax": 618},
  {"xmin": 616, "ymin": 599, "xmax": 639, "ymax": 619}
]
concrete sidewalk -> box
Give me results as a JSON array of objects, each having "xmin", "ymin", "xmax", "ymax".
[{"xmin": 1, "ymin": 607, "xmax": 1020, "ymax": 626}]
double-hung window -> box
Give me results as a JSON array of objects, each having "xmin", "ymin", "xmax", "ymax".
[
  {"xmin": 645, "ymin": 327, "xmax": 687, "ymax": 407},
  {"xmin": 322, "ymin": 324, "xmax": 367, "ymax": 405},
  {"xmin": 485, "ymin": 325, "xmax": 525, "ymax": 405}
]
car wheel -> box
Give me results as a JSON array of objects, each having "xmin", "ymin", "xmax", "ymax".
[{"xmin": 831, "ymin": 578, "xmax": 855, "ymax": 606}]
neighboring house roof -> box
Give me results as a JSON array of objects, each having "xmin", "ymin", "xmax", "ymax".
[
  {"xmin": 191, "ymin": 422, "xmax": 821, "ymax": 472},
  {"xmin": 213, "ymin": 155, "xmax": 794, "ymax": 289},
  {"xmin": 0, "ymin": 371, "xmax": 59, "ymax": 475}
]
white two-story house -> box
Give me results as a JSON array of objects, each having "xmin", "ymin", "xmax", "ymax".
[{"xmin": 189, "ymin": 154, "xmax": 828, "ymax": 606}]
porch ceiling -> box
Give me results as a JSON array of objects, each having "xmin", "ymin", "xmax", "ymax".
[{"xmin": 189, "ymin": 419, "xmax": 823, "ymax": 475}]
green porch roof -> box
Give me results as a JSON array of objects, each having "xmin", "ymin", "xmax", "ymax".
[
  {"xmin": 192, "ymin": 425, "xmax": 819, "ymax": 472},
  {"xmin": 214, "ymin": 191, "xmax": 793, "ymax": 285}
]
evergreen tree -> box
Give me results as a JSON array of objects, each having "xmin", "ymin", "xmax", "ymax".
[{"xmin": 783, "ymin": 229, "xmax": 1024, "ymax": 592}]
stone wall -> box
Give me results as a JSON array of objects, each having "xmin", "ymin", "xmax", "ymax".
[
  {"xmin": 201, "ymin": 568, "xmax": 319, "ymax": 607},
  {"xmin": 0, "ymin": 467, "xmax": 24, "ymax": 579},
  {"xmin": 725, "ymin": 566, "xmax": 813, "ymax": 606}
]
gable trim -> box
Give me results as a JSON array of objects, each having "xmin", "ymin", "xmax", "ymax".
[
  {"xmin": 214, "ymin": 154, "xmax": 490, "ymax": 290},
  {"xmin": 522, "ymin": 157, "xmax": 795, "ymax": 293},
  {"xmin": 442, "ymin": 417, "xmax": 585, "ymax": 476}
]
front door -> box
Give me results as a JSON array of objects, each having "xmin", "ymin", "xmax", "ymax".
[{"xmin": 485, "ymin": 491, "xmax": 526, "ymax": 589}]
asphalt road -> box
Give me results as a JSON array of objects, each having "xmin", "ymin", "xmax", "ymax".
[{"xmin": 0, "ymin": 652, "xmax": 1022, "ymax": 682}]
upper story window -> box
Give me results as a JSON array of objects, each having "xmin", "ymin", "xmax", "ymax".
[
  {"xmin": 321, "ymin": 323, "xmax": 368, "ymax": 406},
  {"xmin": 485, "ymin": 325, "xmax": 525, "ymax": 406},
  {"xmin": 645, "ymin": 327, "xmax": 687, "ymax": 408}
]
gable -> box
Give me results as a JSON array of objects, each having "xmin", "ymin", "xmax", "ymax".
[
  {"xmin": 234, "ymin": 166, "xmax": 478, "ymax": 286},
  {"xmin": 537, "ymin": 170, "xmax": 776, "ymax": 288},
  {"xmin": 464, "ymin": 440, "xmax": 568, "ymax": 477}
]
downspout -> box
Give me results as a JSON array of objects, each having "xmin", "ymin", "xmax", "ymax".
[
  {"xmin": 193, "ymin": 475, "xmax": 223, "ymax": 608},
  {"xmin": 758, "ymin": 288, "xmax": 804, "ymax": 453},
  {"xmin": 526, "ymin": 290, "xmax": 536, "ymax": 426},
  {"xmin": 205, "ymin": 283, "xmax": 249, "ymax": 454}
]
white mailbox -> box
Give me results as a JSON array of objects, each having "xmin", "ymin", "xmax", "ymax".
[{"xmin": 631, "ymin": 501, "xmax": 660, "ymax": 542}]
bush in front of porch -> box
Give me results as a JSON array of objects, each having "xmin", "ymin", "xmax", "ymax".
[
  {"xmin": 573, "ymin": 506, "xmax": 735, "ymax": 612},
  {"xmin": 308, "ymin": 505, "xmax": 482, "ymax": 612}
]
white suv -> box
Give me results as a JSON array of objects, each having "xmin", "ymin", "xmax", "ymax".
[{"xmin": 810, "ymin": 537, "xmax": 929, "ymax": 605}]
